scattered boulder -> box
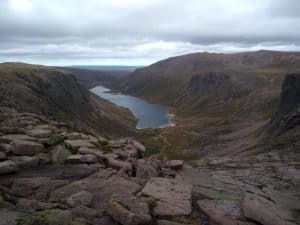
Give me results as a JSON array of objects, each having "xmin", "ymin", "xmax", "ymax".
[
  {"xmin": 66, "ymin": 154, "xmax": 97, "ymax": 164},
  {"xmin": 142, "ymin": 177, "xmax": 192, "ymax": 216},
  {"xmin": 106, "ymin": 194, "xmax": 151, "ymax": 225},
  {"xmin": 66, "ymin": 191, "xmax": 93, "ymax": 207},
  {"xmin": 0, "ymin": 160, "xmax": 18, "ymax": 174},
  {"xmin": 11, "ymin": 139, "xmax": 44, "ymax": 156}
]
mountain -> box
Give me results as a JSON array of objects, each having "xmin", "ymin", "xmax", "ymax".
[
  {"xmin": 0, "ymin": 62, "xmax": 136, "ymax": 137},
  {"xmin": 110, "ymin": 50, "xmax": 300, "ymax": 159},
  {"xmin": 114, "ymin": 50, "xmax": 300, "ymax": 109}
]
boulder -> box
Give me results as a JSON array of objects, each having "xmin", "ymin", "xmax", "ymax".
[
  {"xmin": 107, "ymin": 158, "xmax": 132, "ymax": 170},
  {"xmin": 66, "ymin": 191, "xmax": 93, "ymax": 207},
  {"xmin": 26, "ymin": 128, "xmax": 52, "ymax": 138},
  {"xmin": 11, "ymin": 139, "xmax": 44, "ymax": 156},
  {"xmin": 64, "ymin": 139, "xmax": 93, "ymax": 151},
  {"xmin": 10, "ymin": 156, "xmax": 38, "ymax": 168},
  {"xmin": 106, "ymin": 194, "xmax": 151, "ymax": 225},
  {"xmin": 168, "ymin": 160, "xmax": 184, "ymax": 170},
  {"xmin": 242, "ymin": 192, "xmax": 295, "ymax": 225},
  {"xmin": 132, "ymin": 141, "xmax": 145, "ymax": 154},
  {"xmin": 78, "ymin": 147, "xmax": 104, "ymax": 161},
  {"xmin": 66, "ymin": 154, "xmax": 97, "ymax": 164},
  {"xmin": 142, "ymin": 177, "xmax": 192, "ymax": 216},
  {"xmin": 136, "ymin": 160, "xmax": 158, "ymax": 180},
  {"xmin": 51, "ymin": 145, "xmax": 72, "ymax": 164},
  {"xmin": 0, "ymin": 160, "xmax": 18, "ymax": 174}
]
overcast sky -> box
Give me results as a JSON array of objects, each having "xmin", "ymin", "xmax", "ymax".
[{"xmin": 0, "ymin": 0, "xmax": 300, "ymax": 66}]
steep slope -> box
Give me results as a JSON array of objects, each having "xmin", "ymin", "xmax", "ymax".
[{"xmin": 0, "ymin": 63, "xmax": 136, "ymax": 137}]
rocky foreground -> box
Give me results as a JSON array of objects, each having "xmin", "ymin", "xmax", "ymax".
[{"xmin": 0, "ymin": 108, "xmax": 298, "ymax": 225}]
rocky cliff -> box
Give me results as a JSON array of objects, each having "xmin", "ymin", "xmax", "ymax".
[
  {"xmin": 0, "ymin": 63, "xmax": 136, "ymax": 137},
  {"xmin": 269, "ymin": 73, "xmax": 300, "ymax": 134}
]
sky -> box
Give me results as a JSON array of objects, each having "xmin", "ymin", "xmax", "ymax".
[{"xmin": 0, "ymin": 0, "xmax": 300, "ymax": 66}]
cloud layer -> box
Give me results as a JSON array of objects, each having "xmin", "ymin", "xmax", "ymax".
[{"xmin": 0, "ymin": 0, "xmax": 300, "ymax": 65}]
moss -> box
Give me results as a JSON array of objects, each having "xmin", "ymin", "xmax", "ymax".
[
  {"xmin": 53, "ymin": 146, "xmax": 72, "ymax": 164},
  {"xmin": 47, "ymin": 134, "xmax": 65, "ymax": 146}
]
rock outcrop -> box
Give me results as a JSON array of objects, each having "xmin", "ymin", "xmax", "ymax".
[{"xmin": 269, "ymin": 72, "xmax": 300, "ymax": 134}]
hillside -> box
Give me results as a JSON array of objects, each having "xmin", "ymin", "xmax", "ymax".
[
  {"xmin": 115, "ymin": 50, "xmax": 300, "ymax": 108},
  {"xmin": 0, "ymin": 63, "xmax": 136, "ymax": 137}
]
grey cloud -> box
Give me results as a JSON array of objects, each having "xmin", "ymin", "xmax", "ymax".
[{"xmin": 0, "ymin": 0, "xmax": 299, "ymax": 65}]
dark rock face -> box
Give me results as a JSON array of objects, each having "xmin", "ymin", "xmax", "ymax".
[
  {"xmin": 269, "ymin": 73, "xmax": 300, "ymax": 133},
  {"xmin": 187, "ymin": 72, "xmax": 247, "ymax": 106}
]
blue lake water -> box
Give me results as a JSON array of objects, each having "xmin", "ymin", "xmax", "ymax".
[{"xmin": 90, "ymin": 85, "xmax": 173, "ymax": 129}]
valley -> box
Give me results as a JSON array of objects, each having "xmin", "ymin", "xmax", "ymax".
[{"xmin": 0, "ymin": 51, "xmax": 299, "ymax": 225}]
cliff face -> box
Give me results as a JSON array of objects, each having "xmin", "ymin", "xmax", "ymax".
[
  {"xmin": 0, "ymin": 63, "xmax": 136, "ymax": 137},
  {"xmin": 269, "ymin": 73, "xmax": 300, "ymax": 134}
]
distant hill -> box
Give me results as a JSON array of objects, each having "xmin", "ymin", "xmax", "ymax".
[{"xmin": 69, "ymin": 65, "xmax": 142, "ymax": 72}]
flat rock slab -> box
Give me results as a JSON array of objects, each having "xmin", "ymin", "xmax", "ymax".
[
  {"xmin": 107, "ymin": 194, "xmax": 151, "ymax": 225},
  {"xmin": 142, "ymin": 177, "xmax": 192, "ymax": 216},
  {"xmin": 242, "ymin": 192, "xmax": 296, "ymax": 225},
  {"xmin": 197, "ymin": 199, "xmax": 256, "ymax": 225}
]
